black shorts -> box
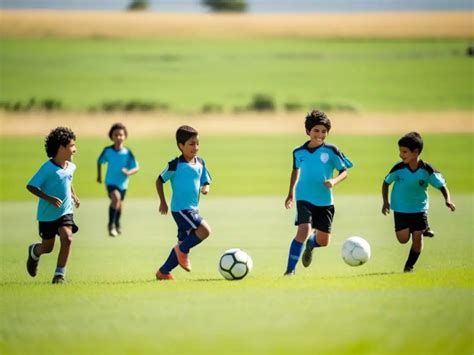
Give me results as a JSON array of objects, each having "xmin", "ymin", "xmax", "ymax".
[
  {"xmin": 38, "ymin": 214, "xmax": 79, "ymax": 240},
  {"xmin": 107, "ymin": 185, "xmax": 127, "ymax": 200},
  {"xmin": 295, "ymin": 200, "xmax": 335, "ymax": 233},
  {"xmin": 394, "ymin": 212, "xmax": 428, "ymax": 233}
]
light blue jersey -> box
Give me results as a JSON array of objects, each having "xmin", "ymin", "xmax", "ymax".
[
  {"xmin": 293, "ymin": 142, "xmax": 353, "ymax": 206},
  {"xmin": 28, "ymin": 160, "xmax": 76, "ymax": 222},
  {"xmin": 97, "ymin": 146, "xmax": 138, "ymax": 190},
  {"xmin": 159, "ymin": 156, "xmax": 211, "ymax": 212},
  {"xmin": 384, "ymin": 160, "xmax": 446, "ymax": 213}
]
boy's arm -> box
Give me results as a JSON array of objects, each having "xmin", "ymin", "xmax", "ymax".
[
  {"xmin": 285, "ymin": 169, "xmax": 299, "ymax": 209},
  {"xmin": 324, "ymin": 169, "xmax": 347, "ymax": 188},
  {"xmin": 440, "ymin": 186, "xmax": 456, "ymax": 211},
  {"xmin": 97, "ymin": 163, "xmax": 102, "ymax": 183},
  {"xmin": 201, "ymin": 184, "xmax": 210, "ymax": 195},
  {"xmin": 26, "ymin": 185, "xmax": 62, "ymax": 208},
  {"xmin": 381, "ymin": 182, "xmax": 390, "ymax": 215},
  {"xmin": 71, "ymin": 184, "xmax": 80, "ymax": 208},
  {"xmin": 122, "ymin": 167, "xmax": 139, "ymax": 176},
  {"xmin": 155, "ymin": 178, "xmax": 168, "ymax": 215}
]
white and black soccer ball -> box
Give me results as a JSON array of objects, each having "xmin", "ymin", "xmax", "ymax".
[
  {"xmin": 341, "ymin": 236, "xmax": 371, "ymax": 266},
  {"xmin": 218, "ymin": 248, "xmax": 253, "ymax": 280}
]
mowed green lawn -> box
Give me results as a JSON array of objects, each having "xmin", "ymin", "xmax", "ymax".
[
  {"xmin": 0, "ymin": 195, "xmax": 472, "ymax": 354},
  {"xmin": 1, "ymin": 38, "xmax": 472, "ymax": 112}
]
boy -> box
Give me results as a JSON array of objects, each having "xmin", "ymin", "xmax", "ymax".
[
  {"xmin": 97, "ymin": 123, "xmax": 139, "ymax": 237},
  {"xmin": 382, "ymin": 132, "xmax": 455, "ymax": 272},
  {"xmin": 26, "ymin": 127, "xmax": 80, "ymax": 284},
  {"xmin": 284, "ymin": 110, "xmax": 353, "ymax": 275},
  {"xmin": 155, "ymin": 125, "xmax": 212, "ymax": 280}
]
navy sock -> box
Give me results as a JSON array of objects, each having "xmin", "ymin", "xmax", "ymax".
[
  {"xmin": 108, "ymin": 206, "xmax": 118, "ymax": 226},
  {"xmin": 115, "ymin": 208, "xmax": 121, "ymax": 228},
  {"xmin": 405, "ymin": 248, "xmax": 421, "ymax": 268},
  {"xmin": 286, "ymin": 239, "xmax": 303, "ymax": 273},
  {"xmin": 179, "ymin": 232, "xmax": 202, "ymax": 254},
  {"xmin": 160, "ymin": 248, "xmax": 179, "ymax": 274}
]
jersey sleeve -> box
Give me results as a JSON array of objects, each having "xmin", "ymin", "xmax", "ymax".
[
  {"xmin": 158, "ymin": 158, "xmax": 177, "ymax": 183},
  {"xmin": 28, "ymin": 163, "xmax": 48, "ymax": 189},
  {"xmin": 428, "ymin": 171, "xmax": 446, "ymax": 189},
  {"xmin": 292, "ymin": 150, "xmax": 300, "ymax": 170},
  {"xmin": 97, "ymin": 147, "xmax": 108, "ymax": 164},
  {"xmin": 329, "ymin": 147, "xmax": 353, "ymax": 172},
  {"xmin": 200, "ymin": 160, "xmax": 212, "ymax": 186},
  {"xmin": 126, "ymin": 149, "xmax": 139, "ymax": 170}
]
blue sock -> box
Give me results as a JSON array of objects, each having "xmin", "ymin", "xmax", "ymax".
[
  {"xmin": 108, "ymin": 206, "xmax": 117, "ymax": 226},
  {"xmin": 286, "ymin": 239, "xmax": 303, "ymax": 273},
  {"xmin": 307, "ymin": 233, "xmax": 321, "ymax": 249},
  {"xmin": 55, "ymin": 266, "xmax": 66, "ymax": 276},
  {"xmin": 179, "ymin": 232, "xmax": 202, "ymax": 254},
  {"xmin": 160, "ymin": 248, "xmax": 179, "ymax": 274}
]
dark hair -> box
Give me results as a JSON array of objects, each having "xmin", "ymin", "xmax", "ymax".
[
  {"xmin": 44, "ymin": 127, "xmax": 76, "ymax": 158},
  {"xmin": 305, "ymin": 110, "xmax": 331, "ymax": 132},
  {"xmin": 108, "ymin": 122, "xmax": 128, "ymax": 139},
  {"xmin": 176, "ymin": 125, "xmax": 198, "ymax": 146},
  {"xmin": 398, "ymin": 132, "xmax": 423, "ymax": 153}
]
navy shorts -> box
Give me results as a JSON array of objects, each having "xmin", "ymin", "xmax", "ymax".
[
  {"xmin": 38, "ymin": 214, "xmax": 79, "ymax": 240},
  {"xmin": 394, "ymin": 212, "xmax": 428, "ymax": 232},
  {"xmin": 172, "ymin": 209, "xmax": 203, "ymax": 242},
  {"xmin": 295, "ymin": 200, "xmax": 335, "ymax": 233},
  {"xmin": 107, "ymin": 185, "xmax": 127, "ymax": 200}
]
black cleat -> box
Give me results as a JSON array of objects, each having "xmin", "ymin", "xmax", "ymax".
[
  {"xmin": 404, "ymin": 265, "xmax": 414, "ymax": 273},
  {"xmin": 301, "ymin": 242, "xmax": 313, "ymax": 267},
  {"xmin": 283, "ymin": 271, "xmax": 295, "ymax": 276},
  {"xmin": 423, "ymin": 228, "xmax": 435, "ymax": 238},
  {"xmin": 52, "ymin": 275, "xmax": 65, "ymax": 284},
  {"xmin": 26, "ymin": 244, "xmax": 39, "ymax": 277}
]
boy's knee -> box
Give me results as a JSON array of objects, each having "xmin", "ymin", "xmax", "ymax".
[{"xmin": 42, "ymin": 245, "xmax": 54, "ymax": 254}]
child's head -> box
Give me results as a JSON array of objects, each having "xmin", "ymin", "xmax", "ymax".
[
  {"xmin": 176, "ymin": 125, "xmax": 198, "ymax": 148},
  {"xmin": 305, "ymin": 110, "xmax": 331, "ymax": 133},
  {"xmin": 176, "ymin": 125, "xmax": 199, "ymax": 158},
  {"xmin": 108, "ymin": 123, "xmax": 128, "ymax": 143},
  {"xmin": 45, "ymin": 127, "xmax": 76, "ymax": 158},
  {"xmin": 398, "ymin": 132, "xmax": 423, "ymax": 154}
]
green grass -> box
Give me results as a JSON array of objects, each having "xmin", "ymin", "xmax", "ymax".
[
  {"xmin": 1, "ymin": 38, "xmax": 472, "ymax": 112},
  {"xmin": 1, "ymin": 134, "xmax": 472, "ymax": 201},
  {"xmin": 0, "ymin": 195, "xmax": 472, "ymax": 354}
]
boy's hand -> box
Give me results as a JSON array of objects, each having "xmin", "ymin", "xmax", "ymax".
[
  {"xmin": 324, "ymin": 179, "xmax": 335, "ymax": 188},
  {"xmin": 159, "ymin": 202, "xmax": 168, "ymax": 215},
  {"xmin": 381, "ymin": 203, "xmax": 390, "ymax": 215},
  {"xmin": 446, "ymin": 200, "xmax": 456, "ymax": 211},
  {"xmin": 48, "ymin": 196, "xmax": 63, "ymax": 208},
  {"xmin": 285, "ymin": 195, "xmax": 294, "ymax": 209},
  {"xmin": 201, "ymin": 185, "xmax": 209, "ymax": 195},
  {"xmin": 121, "ymin": 168, "xmax": 129, "ymax": 176}
]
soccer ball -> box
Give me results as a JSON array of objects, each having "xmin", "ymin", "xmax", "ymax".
[
  {"xmin": 218, "ymin": 248, "xmax": 253, "ymax": 280},
  {"xmin": 341, "ymin": 236, "xmax": 371, "ymax": 266}
]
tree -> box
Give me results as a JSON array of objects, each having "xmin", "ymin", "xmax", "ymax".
[
  {"xmin": 127, "ymin": 0, "xmax": 149, "ymax": 11},
  {"xmin": 202, "ymin": 0, "xmax": 247, "ymax": 12}
]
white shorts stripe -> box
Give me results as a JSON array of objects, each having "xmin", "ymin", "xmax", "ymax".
[{"xmin": 178, "ymin": 210, "xmax": 197, "ymax": 229}]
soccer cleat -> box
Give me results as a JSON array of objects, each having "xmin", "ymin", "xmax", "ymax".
[
  {"xmin": 52, "ymin": 275, "xmax": 65, "ymax": 284},
  {"xmin": 301, "ymin": 242, "xmax": 313, "ymax": 267},
  {"xmin": 403, "ymin": 265, "xmax": 414, "ymax": 273},
  {"xmin": 423, "ymin": 228, "xmax": 435, "ymax": 238},
  {"xmin": 156, "ymin": 270, "xmax": 174, "ymax": 280},
  {"xmin": 108, "ymin": 225, "xmax": 118, "ymax": 237},
  {"xmin": 26, "ymin": 244, "xmax": 39, "ymax": 277},
  {"xmin": 173, "ymin": 245, "xmax": 191, "ymax": 272},
  {"xmin": 283, "ymin": 270, "xmax": 295, "ymax": 276},
  {"xmin": 116, "ymin": 225, "xmax": 122, "ymax": 235}
]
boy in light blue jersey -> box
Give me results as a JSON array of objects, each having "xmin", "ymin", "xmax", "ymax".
[
  {"xmin": 382, "ymin": 132, "xmax": 455, "ymax": 272},
  {"xmin": 97, "ymin": 123, "xmax": 139, "ymax": 237},
  {"xmin": 26, "ymin": 127, "xmax": 80, "ymax": 284},
  {"xmin": 155, "ymin": 125, "xmax": 212, "ymax": 280},
  {"xmin": 284, "ymin": 110, "xmax": 353, "ymax": 275}
]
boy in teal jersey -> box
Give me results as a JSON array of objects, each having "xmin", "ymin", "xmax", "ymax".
[
  {"xmin": 97, "ymin": 123, "xmax": 139, "ymax": 237},
  {"xmin": 155, "ymin": 125, "xmax": 212, "ymax": 280},
  {"xmin": 284, "ymin": 110, "xmax": 353, "ymax": 275},
  {"xmin": 26, "ymin": 127, "xmax": 80, "ymax": 284},
  {"xmin": 382, "ymin": 132, "xmax": 455, "ymax": 272}
]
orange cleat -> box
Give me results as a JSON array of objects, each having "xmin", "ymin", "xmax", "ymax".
[
  {"xmin": 174, "ymin": 244, "xmax": 191, "ymax": 272},
  {"xmin": 156, "ymin": 270, "xmax": 174, "ymax": 280}
]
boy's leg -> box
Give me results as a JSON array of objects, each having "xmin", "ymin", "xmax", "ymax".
[
  {"xmin": 302, "ymin": 230, "xmax": 330, "ymax": 267},
  {"xmin": 285, "ymin": 223, "xmax": 311, "ymax": 275},
  {"xmin": 108, "ymin": 189, "xmax": 121, "ymax": 237},
  {"xmin": 404, "ymin": 230, "xmax": 423, "ymax": 272},
  {"xmin": 53, "ymin": 226, "xmax": 73, "ymax": 283},
  {"xmin": 27, "ymin": 238, "xmax": 55, "ymax": 277},
  {"xmin": 302, "ymin": 205, "xmax": 334, "ymax": 267}
]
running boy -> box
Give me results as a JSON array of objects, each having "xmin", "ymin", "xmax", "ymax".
[
  {"xmin": 97, "ymin": 123, "xmax": 139, "ymax": 237},
  {"xmin": 382, "ymin": 132, "xmax": 455, "ymax": 272},
  {"xmin": 155, "ymin": 125, "xmax": 212, "ymax": 280},
  {"xmin": 26, "ymin": 127, "xmax": 80, "ymax": 284},
  {"xmin": 284, "ymin": 110, "xmax": 353, "ymax": 275}
]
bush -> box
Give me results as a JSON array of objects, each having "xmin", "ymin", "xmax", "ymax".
[
  {"xmin": 284, "ymin": 101, "xmax": 303, "ymax": 111},
  {"xmin": 127, "ymin": 0, "xmax": 149, "ymax": 11},
  {"xmin": 248, "ymin": 94, "xmax": 276, "ymax": 111},
  {"xmin": 202, "ymin": 103, "xmax": 223, "ymax": 113},
  {"xmin": 0, "ymin": 98, "xmax": 62, "ymax": 112},
  {"xmin": 202, "ymin": 0, "xmax": 247, "ymax": 12}
]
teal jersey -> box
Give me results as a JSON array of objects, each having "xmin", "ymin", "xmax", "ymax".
[
  {"xmin": 28, "ymin": 160, "xmax": 76, "ymax": 221},
  {"xmin": 97, "ymin": 146, "xmax": 138, "ymax": 190},
  {"xmin": 159, "ymin": 156, "xmax": 211, "ymax": 212},
  {"xmin": 384, "ymin": 160, "xmax": 446, "ymax": 213},
  {"xmin": 293, "ymin": 142, "xmax": 353, "ymax": 206}
]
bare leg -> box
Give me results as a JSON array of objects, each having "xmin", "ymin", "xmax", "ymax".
[{"xmin": 57, "ymin": 226, "xmax": 73, "ymax": 268}]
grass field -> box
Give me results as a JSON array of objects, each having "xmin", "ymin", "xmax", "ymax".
[
  {"xmin": 1, "ymin": 38, "xmax": 472, "ymax": 112},
  {"xmin": 0, "ymin": 194, "xmax": 472, "ymax": 354}
]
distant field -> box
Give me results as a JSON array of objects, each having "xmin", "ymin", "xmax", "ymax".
[
  {"xmin": 0, "ymin": 196, "xmax": 472, "ymax": 354},
  {"xmin": 0, "ymin": 38, "xmax": 472, "ymax": 112}
]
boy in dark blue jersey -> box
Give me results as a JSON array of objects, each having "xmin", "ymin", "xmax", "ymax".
[
  {"xmin": 155, "ymin": 125, "xmax": 212, "ymax": 280},
  {"xmin": 97, "ymin": 123, "xmax": 139, "ymax": 237},
  {"xmin": 284, "ymin": 110, "xmax": 353, "ymax": 275},
  {"xmin": 26, "ymin": 127, "xmax": 80, "ymax": 284},
  {"xmin": 382, "ymin": 132, "xmax": 455, "ymax": 272}
]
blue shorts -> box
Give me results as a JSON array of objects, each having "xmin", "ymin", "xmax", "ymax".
[
  {"xmin": 172, "ymin": 209, "xmax": 203, "ymax": 242},
  {"xmin": 295, "ymin": 200, "xmax": 335, "ymax": 233},
  {"xmin": 107, "ymin": 185, "xmax": 127, "ymax": 200}
]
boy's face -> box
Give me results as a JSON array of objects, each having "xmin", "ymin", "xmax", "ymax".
[
  {"xmin": 58, "ymin": 140, "xmax": 77, "ymax": 161},
  {"xmin": 111, "ymin": 129, "xmax": 126, "ymax": 145},
  {"xmin": 306, "ymin": 124, "xmax": 328, "ymax": 146},
  {"xmin": 399, "ymin": 146, "xmax": 419, "ymax": 164},
  {"xmin": 179, "ymin": 135, "xmax": 199, "ymax": 160}
]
